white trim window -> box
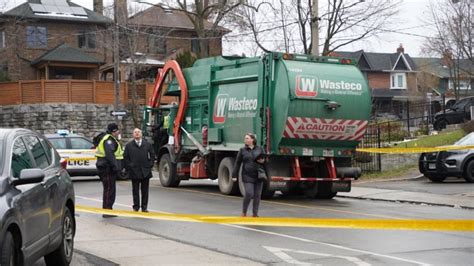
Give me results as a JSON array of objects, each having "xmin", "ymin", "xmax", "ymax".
[{"xmin": 391, "ymin": 72, "xmax": 407, "ymax": 89}]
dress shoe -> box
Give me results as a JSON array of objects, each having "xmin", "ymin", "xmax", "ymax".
[{"xmin": 142, "ymin": 209, "xmax": 149, "ymax": 213}]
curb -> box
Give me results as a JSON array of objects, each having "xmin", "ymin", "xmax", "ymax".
[
  {"xmin": 354, "ymin": 174, "xmax": 424, "ymax": 185},
  {"xmin": 336, "ymin": 194, "xmax": 473, "ymax": 210}
]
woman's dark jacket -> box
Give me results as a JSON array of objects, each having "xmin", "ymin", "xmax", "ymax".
[
  {"xmin": 124, "ymin": 139, "xmax": 155, "ymax": 179},
  {"xmin": 232, "ymin": 145, "xmax": 265, "ymax": 183}
]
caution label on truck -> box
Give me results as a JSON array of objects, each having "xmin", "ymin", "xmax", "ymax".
[{"xmin": 283, "ymin": 117, "xmax": 367, "ymax": 140}]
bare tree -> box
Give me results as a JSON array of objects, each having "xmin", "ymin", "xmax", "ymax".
[
  {"xmin": 157, "ymin": 0, "xmax": 244, "ymax": 58},
  {"xmin": 233, "ymin": 0, "xmax": 399, "ymax": 55},
  {"xmin": 422, "ymin": 0, "xmax": 473, "ymax": 99}
]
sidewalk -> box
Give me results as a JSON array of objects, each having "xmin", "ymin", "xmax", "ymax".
[
  {"xmin": 339, "ymin": 185, "xmax": 474, "ymax": 209},
  {"xmin": 74, "ymin": 214, "xmax": 261, "ymax": 266}
]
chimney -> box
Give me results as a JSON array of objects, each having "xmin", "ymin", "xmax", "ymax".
[
  {"xmin": 93, "ymin": 0, "xmax": 103, "ymax": 15},
  {"xmin": 396, "ymin": 44, "xmax": 404, "ymax": 54},
  {"xmin": 116, "ymin": 0, "xmax": 128, "ymax": 25}
]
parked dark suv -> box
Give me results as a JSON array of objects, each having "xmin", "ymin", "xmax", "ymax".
[
  {"xmin": 0, "ymin": 128, "xmax": 75, "ymax": 265},
  {"xmin": 434, "ymin": 96, "xmax": 474, "ymax": 130}
]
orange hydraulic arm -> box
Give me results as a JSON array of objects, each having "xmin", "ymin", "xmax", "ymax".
[{"xmin": 149, "ymin": 60, "xmax": 188, "ymax": 152}]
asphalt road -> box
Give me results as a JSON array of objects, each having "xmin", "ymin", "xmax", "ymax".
[{"xmin": 61, "ymin": 176, "xmax": 474, "ymax": 266}]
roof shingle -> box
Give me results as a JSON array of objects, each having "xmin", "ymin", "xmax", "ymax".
[{"xmin": 31, "ymin": 43, "xmax": 104, "ymax": 65}]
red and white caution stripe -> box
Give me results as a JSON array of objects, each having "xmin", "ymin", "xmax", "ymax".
[{"xmin": 283, "ymin": 117, "xmax": 368, "ymax": 141}]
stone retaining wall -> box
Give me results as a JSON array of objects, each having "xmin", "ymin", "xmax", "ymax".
[
  {"xmin": 381, "ymin": 153, "xmax": 419, "ymax": 171},
  {"xmin": 0, "ymin": 104, "xmax": 142, "ymax": 139}
]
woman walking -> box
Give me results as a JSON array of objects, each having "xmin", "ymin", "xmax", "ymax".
[{"xmin": 232, "ymin": 133, "xmax": 266, "ymax": 217}]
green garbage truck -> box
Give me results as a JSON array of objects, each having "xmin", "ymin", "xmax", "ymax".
[{"xmin": 142, "ymin": 52, "xmax": 371, "ymax": 199}]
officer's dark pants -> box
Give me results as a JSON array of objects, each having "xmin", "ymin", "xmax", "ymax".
[
  {"xmin": 100, "ymin": 168, "xmax": 116, "ymax": 209},
  {"xmin": 132, "ymin": 178, "xmax": 150, "ymax": 211}
]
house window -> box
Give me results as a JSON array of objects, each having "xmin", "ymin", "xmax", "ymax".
[
  {"xmin": 191, "ymin": 38, "xmax": 200, "ymax": 54},
  {"xmin": 391, "ymin": 73, "xmax": 407, "ymax": 89},
  {"xmin": 148, "ymin": 36, "xmax": 166, "ymax": 54},
  {"xmin": 0, "ymin": 32, "xmax": 5, "ymax": 49},
  {"xmin": 26, "ymin": 26, "xmax": 47, "ymax": 48},
  {"xmin": 78, "ymin": 31, "xmax": 96, "ymax": 49}
]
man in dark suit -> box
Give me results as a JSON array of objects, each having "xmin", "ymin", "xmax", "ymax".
[{"xmin": 124, "ymin": 128, "xmax": 155, "ymax": 212}]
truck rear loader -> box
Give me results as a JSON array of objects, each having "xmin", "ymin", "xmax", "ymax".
[{"xmin": 143, "ymin": 52, "xmax": 371, "ymax": 199}]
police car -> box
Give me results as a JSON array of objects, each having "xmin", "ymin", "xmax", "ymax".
[{"xmin": 46, "ymin": 130, "xmax": 97, "ymax": 176}]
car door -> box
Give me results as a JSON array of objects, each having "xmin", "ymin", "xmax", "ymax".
[
  {"xmin": 68, "ymin": 137, "xmax": 97, "ymax": 172},
  {"xmin": 10, "ymin": 136, "xmax": 50, "ymax": 259},
  {"xmin": 22, "ymin": 135, "xmax": 64, "ymax": 246}
]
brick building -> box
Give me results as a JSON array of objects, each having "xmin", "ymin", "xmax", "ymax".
[
  {"xmin": 0, "ymin": 0, "xmax": 112, "ymax": 81},
  {"xmin": 334, "ymin": 45, "xmax": 418, "ymax": 117}
]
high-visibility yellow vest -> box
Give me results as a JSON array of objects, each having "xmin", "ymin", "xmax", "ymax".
[
  {"xmin": 163, "ymin": 115, "xmax": 170, "ymax": 129},
  {"xmin": 95, "ymin": 134, "xmax": 124, "ymax": 159}
]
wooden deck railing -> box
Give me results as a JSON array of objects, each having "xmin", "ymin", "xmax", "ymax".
[{"xmin": 0, "ymin": 80, "xmax": 176, "ymax": 105}]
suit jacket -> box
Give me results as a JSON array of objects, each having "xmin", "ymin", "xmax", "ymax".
[{"xmin": 124, "ymin": 139, "xmax": 155, "ymax": 179}]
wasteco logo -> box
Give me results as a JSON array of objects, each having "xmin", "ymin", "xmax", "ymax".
[
  {"xmin": 295, "ymin": 75, "xmax": 318, "ymax": 97},
  {"xmin": 213, "ymin": 94, "xmax": 228, "ymax": 124},
  {"xmin": 213, "ymin": 94, "xmax": 258, "ymax": 123}
]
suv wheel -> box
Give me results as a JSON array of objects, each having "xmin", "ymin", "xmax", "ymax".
[
  {"xmin": 425, "ymin": 174, "xmax": 446, "ymax": 183},
  {"xmin": 44, "ymin": 207, "xmax": 75, "ymax": 266},
  {"xmin": 434, "ymin": 119, "xmax": 447, "ymax": 131},
  {"xmin": 463, "ymin": 160, "xmax": 474, "ymax": 183}
]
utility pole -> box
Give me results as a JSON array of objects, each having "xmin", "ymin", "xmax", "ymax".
[
  {"xmin": 310, "ymin": 0, "xmax": 319, "ymax": 56},
  {"xmin": 113, "ymin": 0, "xmax": 120, "ymax": 113}
]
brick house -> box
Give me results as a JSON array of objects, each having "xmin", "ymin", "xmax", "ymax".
[
  {"xmin": 0, "ymin": 0, "xmax": 112, "ymax": 81},
  {"xmin": 101, "ymin": 3, "xmax": 229, "ymax": 81},
  {"xmin": 413, "ymin": 57, "xmax": 473, "ymax": 98},
  {"xmin": 334, "ymin": 45, "xmax": 418, "ymax": 118}
]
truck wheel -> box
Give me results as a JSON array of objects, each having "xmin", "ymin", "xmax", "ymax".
[
  {"xmin": 434, "ymin": 119, "xmax": 447, "ymax": 131},
  {"xmin": 1, "ymin": 231, "xmax": 20, "ymax": 266},
  {"xmin": 315, "ymin": 182, "xmax": 337, "ymax": 199},
  {"xmin": 44, "ymin": 207, "xmax": 75, "ymax": 266},
  {"xmin": 463, "ymin": 160, "xmax": 474, "ymax": 183},
  {"xmin": 218, "ymin": 157, "xmax": 239, "ymax": 195},
  {"xmin": 425, "ymin": 174, "xmax": 446, "ymax": 183},
  {"xmin": 159, "ymin": 154, "xmax": 180, "ymax": 187}
]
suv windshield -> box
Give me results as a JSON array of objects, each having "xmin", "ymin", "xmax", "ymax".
[
  {"xmin": 455, "ymin": 133, "xmax": 474, "ymax": 146},
  {"xmin": 451, "ymin": 98, "xmax": 470, "ymax": 111}
]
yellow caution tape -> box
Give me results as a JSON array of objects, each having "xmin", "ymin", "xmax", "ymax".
[
  {"xmin": 356, "ymin": 145, "xmax": 474, "ymax": 154},
  {"xmin": 76, "ymin": 205, "xmax": 474, "ymax": 232}
]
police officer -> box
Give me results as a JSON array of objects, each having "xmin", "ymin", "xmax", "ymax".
[{"xmin": 95, "ymin": 123, "xmax": 124, "ymax": 218}]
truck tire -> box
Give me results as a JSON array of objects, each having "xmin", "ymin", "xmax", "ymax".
[
  {"xmin": 315, "ymin": 182, "xmax": 337, "ymax": 199},
  {"xmin": 44, "ymin": 207, "xmax": 75, "ymax": 266},
  {"xmin": 218, "ymin": 157, "xmax": 239, "ymax": 195},
  {"xmin": 1, "ymin": 231, "xmax": 19, "ymax": 266},
  {"xmin": 463, "ymin": 160, "xmax": 474, "ymax": 183},
  {"xmin": 159, "ymin": 154, "xmax": 180, "ymax": 187},
  {"xmin": 425, "ymin": 174, "xmax": 446, "ymax": 183}
]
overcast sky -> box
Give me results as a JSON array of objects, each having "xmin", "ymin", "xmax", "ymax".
[{"xmin": 2, "ymin": 0, "xmax": 433, "ymax": 57}]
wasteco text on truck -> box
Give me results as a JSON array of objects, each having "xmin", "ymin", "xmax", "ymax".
[{"xmin": 142, "ymin": 52, "xmax": 371, "ymax": 199}]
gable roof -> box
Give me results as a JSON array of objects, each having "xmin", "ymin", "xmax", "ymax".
[
  {"xmin": 128, "ymin": 5, "xmax": 229, "ymax": 34},
  {"xmin": 31, "ymin": 43, "xmax": 104, "ymax": 66},
  {"xmin": 334, "ymin": 50, "xmax": 416, "ymax": 72},
  {"xmin": 1, "ymin": 0, "xmax": 112, "ymax": 24},
  {"xmin": 413, "ymin": 57, "xmax": 474, "ymax": 78}
]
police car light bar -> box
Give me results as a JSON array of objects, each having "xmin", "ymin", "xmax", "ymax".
[{"xmin": 57, "ymin": 129, "xmax": 70, "ymax": 136}]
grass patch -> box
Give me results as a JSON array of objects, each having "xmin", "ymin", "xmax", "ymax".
[
  {"xmin": 394, "ymin": 129, "xmax": 466, "ymax": 148},
  {"xmin": 361, "ymin": 164, "xmax": 418, "ymax": 181}
]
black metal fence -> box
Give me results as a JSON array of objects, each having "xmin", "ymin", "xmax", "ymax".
[{"xmin": 353, "ymin": 124, "xmax": 382, "ymax": 172}]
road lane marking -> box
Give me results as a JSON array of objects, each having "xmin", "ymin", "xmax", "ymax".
[
  {"xmin": 231, "ymin": 225, "xmax": 430, "ymax": 266},
  {"xmin": 263, "ymin": 246, "xmax": 371, "ymax": 266},
  {"xmin": 75, "ymin": 204, "xmax": 474, "ymax": 232},
  {"xmin": 148, "ymin": 184, "xmax": 403, "ymax": 220}
]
